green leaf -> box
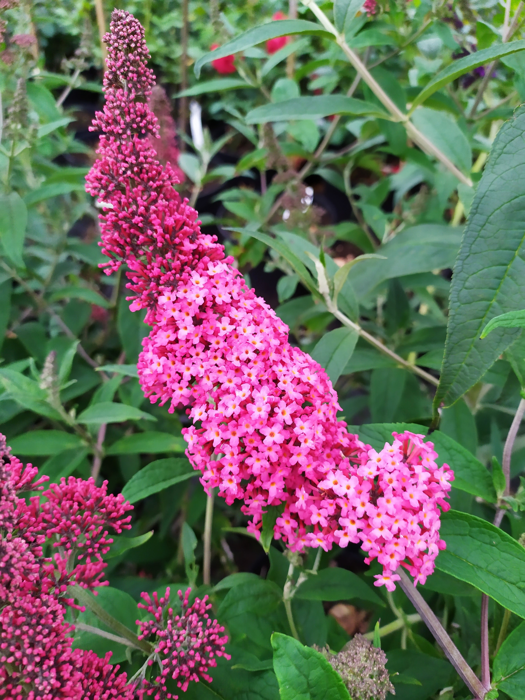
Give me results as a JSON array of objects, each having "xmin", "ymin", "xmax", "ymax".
[
  {"xmin": 50, "ymin": 286, "xmax": 111, "ymax": 308},
  {"xmin": 8, "ymin": 430, "xmax": 85, "ymax": 456},
  {"xmin": 240, "ymin": 229, "xmax": 319, "ymax": 298},
  {"xmin": 411, "ymin": 108, "xmax": 472, "ymax": 174},
  {"xmin": 120, "ymin": 458, "xmax": 194, "ymax": 504},
  {"xmin": 433, "ymin": 106, "xmax": 525, "ymax": 411},
  {"xmin": 272, "ymin": 633, "xmax": 351, "ymax": 700},
  {"xmin": 0, "ymin": 192, "xmax": 27, "ymax": 268},
  {"xmin": 36, "ymin": 117, "xmax": 74, "ymax": 138},
  {"xmin": 261, "ymin": 38, "xmax": 310, "ymax": 77},
  {"xmin": 24, "ymin": 182, "xmax": 86, "ymax": 206},
  {"xmin": 177, "ymin": 78, "xmax": 251, "ymax": 96},
  {"xmin": 436, "ymin": 510, "xmax": 525, "ymax": 618},
  {"xmin": 311, "ymin": 327, "xmax": 358, "ymax": 385},
  {"xmin": 0, "ymin": 280, "xmax": 12, "ymax": 353},
  {"xmin": 295, "ymin": 567, "xmax": 384, "ymax": 606},
  {"xmin": 333, "ymin": 254, "xmax": 386, "ymax": 305},
  {"xmin": 482, "ymin": 309, "xmax": 525, "ymax": 338},
  {"xmin": 492, "ymin": 457, "xmax": 506, "ymax": 500},
  {"xmin": 411, "ymin": 40, "xmax": 525, "ymax": 109},
  {"xmin": 40, "ymin": 448, "xmax": 90, "ymax": 483},
  {"xmin": 334, "ymin": 0, "xmax": 364, "ymax": 32},
  {"xmin": 0, "ymin": 368, "xmax": 62, "ymax": 421},
  {"xmin": 73, "ymin": 586, "xmax": 139, "ymax": 664},
  {"xmin": 77, "ymin": 402, "xmax": 156, "ymax": 424},
  {"xmin": 370, "ymin": 369, "xmax": 407, "ymax": 423},
  {"xmin": 214, "ymin": 572, "xmax": 262, "ymax": 592},
  {"xmin": 95, "ymin": 364, "xmax": 139, "ymax": 377},
  {"xmin": 348, "ymin": 225, "xmax": 461, "ymax": 300},
  {"xmin": 218, "ymin": 579, "xmax": 283, "ymax": 620},
  {"xmin": 106, "ymin": 431, "xmax": 186, "ymax": 455},
  {"xmin": 260, "ymin": 505, "xmax": 283, "ymax": 553},
  {"xmin": 246, "ymin": 95, "xmax": 386, "ymax": 123},
  {"xmin": 107, "ymin": 531, "xmax": 154, "ymax": 559},
  {"xmin": 195, "ymin": 20, "xmax": 331, "ymax": 77},
  {"xmin": 493, "ymin": 620, "xmax": 525, "ymax": 699},
  {"xmin": 354, "ymin": 423, "xmax": 496, "ymax": 502}
]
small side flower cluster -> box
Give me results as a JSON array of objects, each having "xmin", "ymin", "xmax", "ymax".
[
  {"xmin": 318, "ymin": 634, "xmax": 395, "ymax": 700},
  {"xmin": 0, "ymin": 434, "xmax": 134, "ymax": 697},
  {"xmin": 88, "ymin": 9, "xmax": 453, "ymax": 591},
  {"xmin": 0, "ymin": 434, "xmax": 228, "ymax": 697},
  {"xmin": 137, "ymin": 588, "xmax": 230, "ymax": 698}
]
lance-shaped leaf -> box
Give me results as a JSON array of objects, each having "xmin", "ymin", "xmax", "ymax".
[
  {"xmin": 481, "ymin": 309, "xmax": 525, "ymax": 337},
  {"xmin": 334, "ymin": 0, "xmax": 365, "ymax": 32},
  {"xmin": 177, "ymin": 78, "xmax": 251, "ymax": 97},
  {"xmin": 493, "ymin": 620, "xmax": 525, "ymax": 699},
  {"xmin": 121, "ymin": 458, "xmax": 194, "ymax": 504},
  {"xmin": 311, "ymin": 327, "xmax": 358, "ymax": 385},
  {"xmin": 411, "ymin": 40, "xmax": 525, "ymax": 109},
  {"xmin": 433, "ymin": 106, "xmax": 525, "ymax": 411},
  {"xmin": 436, "ymin": 510, "xmax": 525, "ymax": 618},
  {"xmin": 0, "ymin": 192, "xmax": 27, "ymax": 268},
  {"xmin": 333, "ymin": 254, "xmax": 386, "ymax": 306},
  {"xmin": 246, "ymin": 95, "xmax": 387, "ymax": 123},
  {"xmin": 194, "ymin": 20, "xmax": 330, "ymax": 77}
]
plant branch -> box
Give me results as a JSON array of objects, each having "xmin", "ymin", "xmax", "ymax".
[
  {"xmin": 203, "ymin": 488, "xmax": 215, "ymax": 586},
  {"xmin": 179, "ymin": 0, "xmax": 189, "ymax": 152},
  {"xmin": 283, "ymin": 562, "xmax": 300, "ymax": 641},
  {"xmin": 363, "ymin": 613, "xmax": 421, "ymax": 641},
  {"xmin": 398, "ymin": 569, "xmax": 489, "ymax": 699},
  {"xmin": 469, "ymin": 2, "xmax": 524, "ymax": 118},
  {"xmin": 94, "ymin": 0, "xmax": 107, "ymax": 67},
  {"xmin": 72, "ymin": 584, "xmax": 153, "ymax": 655},
  {"xmin": 300, "ymin": 0, "xmax": 472, "ymax": 187},
  {"xmin": 480, "ymin": 595, "xmax": 491, "ymax": 691},
  {"xmin": 91, "ymin": 422, "xmax": 107, "ymax": 482},
  {"xmin": 502, "ymin": 397, "xmax": 525, "ymax": 496}
]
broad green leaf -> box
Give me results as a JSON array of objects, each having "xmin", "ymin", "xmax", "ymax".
[
  {"xmin": 8, "ymin": 430, "xmax": 85, "ymax": 456},
  {"xmin": 106, "ymin": 431, "xmax": 186, "ymax": 455},
  {"xmin": 272, "ymin": 633, "xmax": 351, "ymax": 700},
  {"xmin": 261, "ymin": 504, "xmax": 283, "ymax": 553},
  {"xmin": 107, "ymin": 531, "xmax": 154, "ymax": 559},
  {"xmin": 213, "ymin": 572, "xmax": 262, "ymax": 592},
  {"xmin": 370, "ymin": 368, "xmax": 407, "ymax": 423},
  {"xmin": 0, "ymin": 192, "xmax": 27, "ymax": 268},
  {"xmin": 433, "ymin": 106, "xmax": 525, "ymax": 411},
  {"xmin": 73, "ymin": 586, "xmax": 138, "ymax": 664},
  {"xmin": 246, "ymin": 95, "xmax": 386, "ymax": 123},
  {"xmin": 295, "ymin": 567, "xmax": 384, "ymax": 606},
  {"xmin": 493, "ymin": 621, "xmax": 525, "ymax": 699},
  {"xmin": 387, "ymin": 649, "xmax": 454, "ymax": 700},
  {"xmin": 436, "ymin": 510, "xmax": 525, "ymax": 618},
  {"xmin": 0, "ymin": 280, "xmax": 12, "ymax": 353},
  {"xmin": 77, "ymin": 402, "xmax": 156, "ymax": 424},
  {"xmin": 240, "ymin": 229, "xmax": 319, "ymax": 298},
  {"xmin": 194, "ymin": 20, "xmax": 331, "ymax": 77},
  {"xmin": 177, "ymin": 78, "xmax": 251, "ymax": 96},
  {"xmin": 482, "ymin": 309, "xmax": 525, "ymax": 337},
  {"xmin": 219, "ymin": 579, "xmax": 283, "ymax": 621},
  {"xmin": 50, "ymin": 286, "xmax": 111, "ymax": 308},
  {"xmin": 96, "ymin": 364, "xmax": 139, "ymax": 377},
  {"xmin": 40, "ymin": 448, "xmax": 90, "ymax": 483},
  {"xmin": 24, "ymin": 182, "xmax": 86, "ymax": 206},
  {"xmin": 411, "ymin": 40, "xmax": 525, "ymax": 109},
  {"xmin": 333, "ymin": 254, "xmax": 386, "ymax": 305},
  {"xmin": 348, "ymin": 225, "xmax": 461, "ymax": 300},
  {"xmin": 36, "ymin": 117, "xmax": 74, "ymax": 138},
  {"xmin": 121, "ymin": 458, "xmax": 194, "ymax": 504},
  {"xmin": 354, "ymin": 423, "xmax": 496, "ymax": 502},
  {"xmin": 334, "ymin": 0, "xmax": 364, "ymax": 32},
  {"xmin": 311, "ymin": 327, "xmax": 358, "ymax": 385},
  {"xmin": 411, "ymin": 108, "xmax": 472, "ymax": 174},
  {"xmin": 0, "ymin": 368, "xmax": 62, "ymax": 421}
]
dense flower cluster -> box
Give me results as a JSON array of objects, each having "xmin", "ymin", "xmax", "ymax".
[
  {"xmin": 137, "ymin": 588, "xmax": 230, "ymax": 698},
  {"xmin": 88, "ymin": 9, "xmax": 453, "ymax": 591}
]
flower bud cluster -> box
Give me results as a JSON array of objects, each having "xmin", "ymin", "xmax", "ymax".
[{"xmin": 137, "ymin": 588, "xmax": 230, "ymax": 698}]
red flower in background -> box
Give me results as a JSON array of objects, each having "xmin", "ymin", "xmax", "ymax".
[
  {"xmin": 363, "ymin": 0, "xmax": 378, "ymax": 15},
  {"xmin": 266, "ymin": 11, "xmax": 290, "ymax": 54},
  {"xmin": 210, "ymin": 43, "xmax": 236, "ymax": 74}
]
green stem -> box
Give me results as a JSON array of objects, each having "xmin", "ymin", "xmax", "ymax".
[
  {"xmin": 74, "ymin": 621, "xmax": 143, "ymax": 650},
  {"xmin": 364, "ymin": 614, "xmax": 421, "ymax": 641},
  {"xmin": 283, "ymin": 562, "xmax": 300, "ymax": 641},
  {"xmin": 203, "ymin": 488, "xmax": 215, "ymax": 586},
  {"xmin": 495, "ymin": 608, "xmax": 511, "ymax": 654},
  {"xmin": 72, "ymin": 584, "xmax": 153, "ymax": 655}
]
